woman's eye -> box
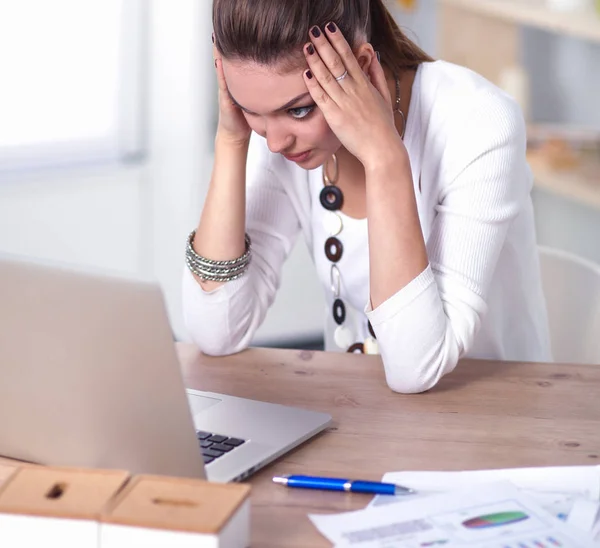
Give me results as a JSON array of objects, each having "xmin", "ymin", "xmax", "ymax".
[{"xmin": 288, "ymin": 105, "xmax": 315, "ymax": 120}]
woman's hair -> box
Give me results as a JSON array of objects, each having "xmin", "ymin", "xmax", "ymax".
[{"xmin": 213, "ymin": 0, "xmax": 433, "ymax": 75}]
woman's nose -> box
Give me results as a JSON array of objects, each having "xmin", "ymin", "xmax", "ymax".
[{"xmin": 265, "ymin": 120, "xmax": 294, "ymax": 154}]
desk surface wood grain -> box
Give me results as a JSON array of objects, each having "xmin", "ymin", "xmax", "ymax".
[
  {"xmin": 1, "ymin": 346, "xmax": 598, "ymax": 547},
  {"xmin": 178, "ymin": 344, "xmax": 600, "ymax": 548}
]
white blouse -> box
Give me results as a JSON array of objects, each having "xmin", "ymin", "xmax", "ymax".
[
  {"xmin": 182, "ymin": 60, "xmax": 552, "ymax": 393},
  {"xmin": 310, "ymin": 64, "xmax": 424, "ymax": 351}
]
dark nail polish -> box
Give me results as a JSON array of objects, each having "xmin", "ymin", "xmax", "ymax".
[
  {"xmin": 306, "ymin": 70, "xmax": 313, "ymax": 79},
  {"xmin": 376, "ymin": 51, "xmax": 381, "ymax": 63},
  {"xmin": 311, "ymin": 26, "xmax": 321, "ymax": 38},
  {"xmin": 214, "ymin": 59, "xmax": 218, "ymax": 68},
  {"xmin": 327, "ymin": 22, "xmax": 337, "ymax": 33},
  {"xmin": 307, "ymin": 44, "xmax": 315, "ymax": 55},
  {"xmin": 211, "ymin": 33, "xmax": 215, "ymax": 44}
]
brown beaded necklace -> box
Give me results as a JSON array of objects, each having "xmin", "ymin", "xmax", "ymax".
[{"xmin": 320, "ymin": 74, "xmax": 406, "ymax": 354}]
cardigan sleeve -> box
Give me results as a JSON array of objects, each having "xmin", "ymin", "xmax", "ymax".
[
  {"xmin": 182, "ymin": 134, "xmax": 302, "ymax": 355},
  {"xmin": 366, "ymin": 90, "xmax": 531, "ymax": 394}
]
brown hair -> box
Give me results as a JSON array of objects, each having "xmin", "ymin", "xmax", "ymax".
[{"xmin": 213, "ymin": 0, "xmax": 433, "ymax": 75}]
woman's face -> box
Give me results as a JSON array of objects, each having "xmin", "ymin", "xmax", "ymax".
[{"xmin": 222, "ymin": 58, "xmax": 341, "ymax": 169}]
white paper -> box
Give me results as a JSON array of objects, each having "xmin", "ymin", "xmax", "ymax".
[
  {"xmin": 368, "ymin": 466, "xmax": 600, "ymax": 533},
  {"xmin": 569, "ymin": 498, "xmax": 600, "ymax": 535},
  {"xmin": 309, "ymin": 481, "xmax": 597, "ymax": 548},
  {"xmin": 587, "ymin": 502, "xmax": 600, "ymax": 543},
  {"xmin": 593, "ymin": 518, "xmax": 600, "ymax": 543}
]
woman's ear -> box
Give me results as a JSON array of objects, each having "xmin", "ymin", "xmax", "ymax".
[{"xmin": 355, "ymin": 43, "xmax": 376, "ymax": 76}]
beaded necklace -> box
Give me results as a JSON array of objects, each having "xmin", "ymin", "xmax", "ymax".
[{"xmin": 319, "ymin": 74, "xmax": 406, "ymax": 354}]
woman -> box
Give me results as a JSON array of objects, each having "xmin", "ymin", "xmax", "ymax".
[{"xmin": 182, "ymin": 0, "xmax": 551, "ymax": 393}]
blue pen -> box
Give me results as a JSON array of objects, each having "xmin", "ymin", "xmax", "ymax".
[{"xmin": 272, "ymin": 474, "xmax": 416, "ymax": 496}]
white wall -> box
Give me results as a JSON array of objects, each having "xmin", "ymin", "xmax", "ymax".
[
  {"xmin": 0, "ymin": 0, "xmax": 325, "ymax": 345},
  {"xmin": 0, "ymin": 0, "xmax": 212, "ymax": 340},
  {"xmin": 388, "ymin": 0, "xmax": 437, "ymax": 56},
  {"xmin": 0, "ymin": 166, "xmax": 145, "ymax": 274},
  {"xmin": 145, "ymin": 0, "xmax": 214, "ymax": 338}
]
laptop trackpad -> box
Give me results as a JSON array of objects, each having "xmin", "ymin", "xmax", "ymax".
[{"xmin": 187, "ymin": 394, "xmax": 222, "ymax": 415}]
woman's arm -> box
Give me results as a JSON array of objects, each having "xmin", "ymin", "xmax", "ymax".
[
  {"xmin": 183, "ymin": 134, "xmax": 301, "ymax": 356},
  {"xmin": 365, "ymin": 143, "xmax": 428, "ymax": 309},
  {"xmin": 192, "ymin": 136, "xmax": 249, "ymax": 293},
  {"xmin": 183, "ymin": 50, "xmax": 301, "ymax": 355},
  {"xmin": 366, "ymin": 93, "xmax": 529, "ymax": 394},
  {"xmin": 190, "ymin": 52, "xmax": 252, "ymax": 292},
  {"xmin": 299, "ymin": 25, "xmax": 528, "ymax": 393}
]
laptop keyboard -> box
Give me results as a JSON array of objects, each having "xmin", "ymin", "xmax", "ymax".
[{"xmin": 196, "ymin": 431, "xmax": 246, "ymax": 464}]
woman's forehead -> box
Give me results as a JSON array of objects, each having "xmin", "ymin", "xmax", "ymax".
[
  {"xmin": 222, "ymin": 57, "xmax": 303, "ymax": 81},
  {"xmin": 222, "ymin": 59, "xmax": 308, "ymax": 113}
]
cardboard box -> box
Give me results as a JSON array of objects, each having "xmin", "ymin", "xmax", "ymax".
[
  {"xmin": 101, "ymin": 475, "xmax": 251, "ymax": 548},
  {"xmin": 0, "ymin": 462, "xmax": 19, "ymax": 490},
  {"xmin": 0, "ymin": 466, "xmax": 129, "ymax": 548}
]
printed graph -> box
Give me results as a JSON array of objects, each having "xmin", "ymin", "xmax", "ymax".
[
  {"xmin": 432, "ymin": 501, "xmax": 548, "ymax": 543},
  {"xmin": 497, "ymin": 536, "xmax": 564, "ymax": 547},
  {"xmin": 463, "ymin": 511, "xmax": 530, "ymax": 529}
]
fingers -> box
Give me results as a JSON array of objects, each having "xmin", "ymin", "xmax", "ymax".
[
  {"xmin": 302, "ymin": 68, "xmax": 340, "ymax": 119},
  {"xmin": 369, "ymin": 52, "xmax": 392, "ymax": 106},
  {"xmin": 303, "ymin": 40, "xmax": 346, "ymax": 104},
  {"xmin": 308, "ymin": 25, "xmax": 347, "ymax": 81},
  {"xmin": 212, "ymin": 42, "xmax": 235, "ymax": 109},
  {"xmin": 303, "ymin": 22, "xmax": 369, "ymax": 103},
  {"xmin": 317, "ymin": 23, "xmax": 363, "ymax": 81}
]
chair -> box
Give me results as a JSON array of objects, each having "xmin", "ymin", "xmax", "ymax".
[{"xmin": 538, "ymin": 246, "xmax": 600, "ymax": 365}]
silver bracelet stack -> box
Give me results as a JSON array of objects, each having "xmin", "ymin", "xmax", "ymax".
[{"xmin": 185, "ymin": 230, "xmax": 252, "ymax": 282}]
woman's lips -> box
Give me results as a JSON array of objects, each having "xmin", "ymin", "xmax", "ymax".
[{"xmin": 283, "ymin": 150, "xmax": 312, "ymax": 163}]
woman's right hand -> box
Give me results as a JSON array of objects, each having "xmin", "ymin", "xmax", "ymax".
[{"xmin": 213, "ymin": 43, "xmax": 252, "ymax": 146}]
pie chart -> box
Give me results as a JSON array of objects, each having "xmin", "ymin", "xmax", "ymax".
[{"xmin": 462, "ymin": 511, "xmax": 529, "ymax": 529}]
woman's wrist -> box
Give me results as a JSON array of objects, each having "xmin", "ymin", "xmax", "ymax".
[
  {"xmin": 215, "ymin": 129, "xmax": 251, "ymax": 152},
  {"xmin": 363, "ymin": 139, "xmax": 411, "ymax": 181},
  {"xmin": 213, "ymin": 133, "xmax": 250, "ymax": 188}
]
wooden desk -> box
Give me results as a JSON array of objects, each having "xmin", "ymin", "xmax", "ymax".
[
  {"xmin": 178, "ymin": 344, "xmax": 600, "ymax": 547},
  {"xmin": 0, "ymin": 346, "xmax": 598, "ymax": 546}
]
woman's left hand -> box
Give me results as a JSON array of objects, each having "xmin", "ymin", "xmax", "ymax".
[{"xmin": 303, "ymin": 23, "xmax": 406, "ymax": 169}]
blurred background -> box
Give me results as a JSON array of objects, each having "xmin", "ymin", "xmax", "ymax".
[{"xmin": 1, "ymin": 0, "xmax": 599, "ymax": 350}]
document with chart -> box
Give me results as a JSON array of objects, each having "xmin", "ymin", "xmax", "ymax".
[
  {"xmin": 368, "ymin": 466, "xmax": 600, "ymax": 535},
  {"xmin": 309, "ymin": 482, "xmax": 598, "ymax": 547}
]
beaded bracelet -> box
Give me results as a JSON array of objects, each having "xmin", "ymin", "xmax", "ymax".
[{"xmin": 185, "ymin": 230, "xmax": 252, "ymax": 282}]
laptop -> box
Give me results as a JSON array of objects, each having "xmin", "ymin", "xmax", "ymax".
[{"xmin": 0, "ymin": 253, "xmax": 331, "ymax": 482}]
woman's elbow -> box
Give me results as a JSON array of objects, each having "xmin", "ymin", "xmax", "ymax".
[
  {"xmin": 182, "ymin": 316, "xmax": 248, "ymax": 357},
  {"xmin": 196, "ymin": 339, "xmax": 244, "ymax": 357},
  {"xmin": 384, "ymin": 371, "xmax": 437, "ymax": 394},
  {"xmin": 184, "ymin": 330, "xmax": 239, "ymax": 357},
  {"xmin": 382, "ymin": 350, "xmax": 459, "ymax": 394}
]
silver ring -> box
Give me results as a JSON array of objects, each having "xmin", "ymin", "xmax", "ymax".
[{"xmin": 335, "ymin": 70, "xmax": 348, "ymax": 82}]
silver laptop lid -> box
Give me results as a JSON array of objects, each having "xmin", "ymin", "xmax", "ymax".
[{"xmin": 0, "ymin": 253, "xmax": 205, "ymax": 479}]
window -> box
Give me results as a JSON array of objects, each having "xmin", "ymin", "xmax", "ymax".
[{"xmin": 0, "ymin": 0, "xmax": 146, "ymax": 174}]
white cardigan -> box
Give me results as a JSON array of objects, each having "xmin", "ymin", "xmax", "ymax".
[{"xmin": 182, "ymin": 60, "xmax": 551, "ymax": 393}]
